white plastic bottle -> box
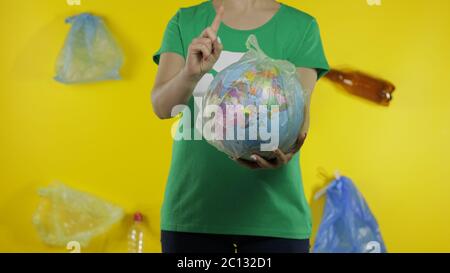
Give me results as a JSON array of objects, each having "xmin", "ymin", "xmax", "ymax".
[{"xmin": 128, "ymin": 212, "xmax": 145, "ymax": 253}]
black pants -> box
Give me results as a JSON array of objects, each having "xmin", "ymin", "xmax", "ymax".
[{"xmin": 161, "ymin": 231, "xmax": 310, "ymax": 253}]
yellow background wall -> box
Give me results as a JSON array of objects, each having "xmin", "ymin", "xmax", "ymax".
[{"xmin": 1, "ymin": 0, "xmax": 449, "ymax": 253}]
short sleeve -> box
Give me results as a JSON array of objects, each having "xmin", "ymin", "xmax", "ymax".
[
  {"xmin": 288, "ymin": 19, "xmax": 330, "ymax": 79},
  {"xmin": 153, "ymin": 10, "xmax": 185, "ymax": 65}
]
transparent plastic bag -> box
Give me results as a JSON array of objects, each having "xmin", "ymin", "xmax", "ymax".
[
  {"xmin": 313, "ymin": 176, "xmax": 387, "ymax": 253},
  {"xmin": 32, "ymin": 183, "xmax": 124, "ymax": 247},
  {"xmin": 55, "ymin": 13, "xmax": 123, "ymax": 84},
  {"xmin": 203, "ymin": 35, "xmax": 305, "ymax": 160}
]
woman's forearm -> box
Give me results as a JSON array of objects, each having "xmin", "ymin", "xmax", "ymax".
[
  {"xmin": 152, "ymin": 68, "xmax": 200, "ymax": 119},
  {"xmin": 301, "ymin": 103, "xmax": 311, "ymax": 135},
  {"xmin": 297, "ymin": 67, "xmax": 318, "ymax": 135},
  {"xmin": 152, "ymin": 17, "xmax": 223, "ymax": 120},
  {"xmin": 151, "ymin": 53, "xmax": 202, "ymax": 119}
]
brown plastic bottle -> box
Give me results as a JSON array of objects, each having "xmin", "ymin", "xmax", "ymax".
[{"xmin": 325, "ymin": 69, "xmax": 395, "ymax": 106}]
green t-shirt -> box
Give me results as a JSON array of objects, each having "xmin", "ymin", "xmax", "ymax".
[{"xmin": 153, "ymin": 1, "xmax": 329, "ymax": 239}]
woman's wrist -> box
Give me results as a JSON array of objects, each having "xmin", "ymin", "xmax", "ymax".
[{"xmin": 180, "ymin": 66, "xmax": 203, "ymax": 87}]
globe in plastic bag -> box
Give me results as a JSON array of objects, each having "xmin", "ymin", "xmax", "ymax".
[
  {"xmin": 313, "ymin": 176, "xmax": 387, "ymax": 253},
  {"xmin": 32, "ymin": 183, "xmax": 124, "ymax": 247},
  {"xmin": 203, "ymin": 35, "xmax": 305, "ymax": 160},
  {"xmin": 55, "ymin": 13, "xmax": 123, "ymax": 84}
]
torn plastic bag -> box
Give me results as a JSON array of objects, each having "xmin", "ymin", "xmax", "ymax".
[
  {"xmin": 33, "ymin": 183, "xmax": 124, "ymax": 247},
  {"xmin": 313, "ymin": 176, "xmax": 387, "ymax": 253},
  {"xmin": 55, "ymin": 13, "xmax": 123, "ymax": 84}
]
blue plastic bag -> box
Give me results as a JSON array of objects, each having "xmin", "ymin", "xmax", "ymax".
[
  {"xmin": 313, "ymin": 176, "xmax": 387, "ymax": 253},
  {"xmin": 55, "ymin": 13, "xmax": 123, "ymax": 84}
]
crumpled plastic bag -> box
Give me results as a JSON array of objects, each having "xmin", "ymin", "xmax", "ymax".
[
  {"xmin": 55, "ymin": 13, "xmax": 123, "ymax": 84},
  {"xmin": 203, "ymin": 35, "xmax": 305, "ymax": 160},
  {"xmin": 313, "ymin": 176, "xmax": 387, "ymax": 253},
  {"xmin": 32, "ymin": 183, "xmax": 124, "ymax": 247}
]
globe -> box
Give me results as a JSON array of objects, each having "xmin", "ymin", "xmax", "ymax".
[{"xmin": 203, "ymin": 50, "xmax": 305, "ymax": 160}]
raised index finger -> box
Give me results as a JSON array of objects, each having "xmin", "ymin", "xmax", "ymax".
[{"xmin": 211, "ymin": 5, "xmax": 224, "ymax": 33}]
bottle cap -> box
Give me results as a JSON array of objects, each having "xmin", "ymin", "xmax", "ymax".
[{"xmin": 133, "ymin": 212, "xmax": 143, "ymax": 222}]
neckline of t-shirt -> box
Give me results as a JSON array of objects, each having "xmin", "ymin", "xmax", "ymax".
[{"xmin": 207, "ymin": 0, "xmax": 285, "ymax": 34}]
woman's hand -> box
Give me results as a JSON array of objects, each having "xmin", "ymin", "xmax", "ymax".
[
  {"xmin": 151, "ymin": 5, "xmax": 224, "ymax": 119},
  {"xmin": 183, "ymin": 6, "xmax": 224, "ymax": 80},
  {"xmin": 231, "ymin": 132, "xmax": 308, "ymax": 169}
]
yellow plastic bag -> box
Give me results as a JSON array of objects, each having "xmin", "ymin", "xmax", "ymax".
[{"xmin": 33, "ymin": 183, "xmax": 124, "ymax": 247}]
